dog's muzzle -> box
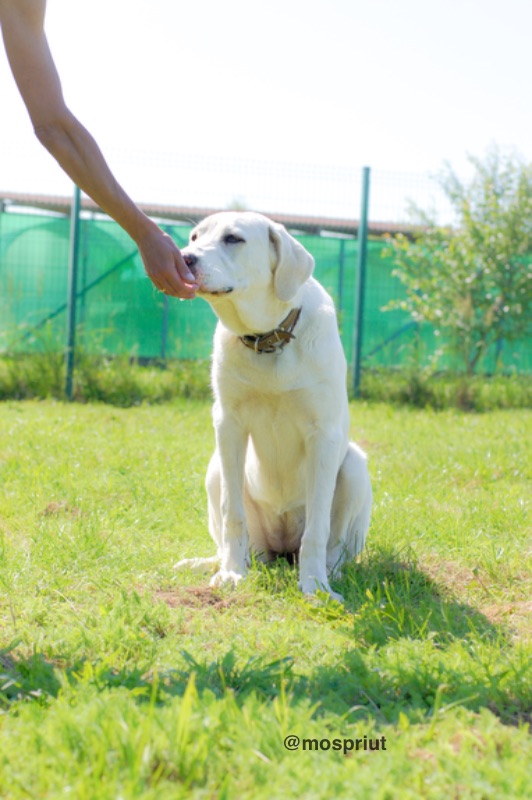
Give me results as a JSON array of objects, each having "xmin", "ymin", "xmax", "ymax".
[
  {"xmin": 183, "ymin": 252, "xmax": 198, "ymax": 275},
  {"xmin": 182, "ymin": 252, "xmax": 233, "ymax": 295}
]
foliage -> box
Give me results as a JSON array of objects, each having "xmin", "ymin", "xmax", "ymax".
[
  {"xmin": 358, "ymin": 367, "xmax": 532, "ymax": 411},
  {"xmin": 2, "ymin": 350, "xmax": 531, "ymax": 411},
  {"xmin": 0, "ymin": 351, "xmax": 212, "ymax": 405},
  {"xmin": 387, "ymin": 149, "xmax": 532, "ymax": 374}
]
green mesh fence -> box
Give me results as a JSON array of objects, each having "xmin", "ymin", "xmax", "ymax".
[{"xmin": 0, "ymin": 209, "xmax": 530, "ymax": 374}]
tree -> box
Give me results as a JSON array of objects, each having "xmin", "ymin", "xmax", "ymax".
[{"xmin": 387, "ymin": 149, "xmax": 532, "ymax": 374}]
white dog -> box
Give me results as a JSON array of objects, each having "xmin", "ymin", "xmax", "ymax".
[{"xmin": 175, "ymin": 212, "xmax": 372, "ymax": 601}]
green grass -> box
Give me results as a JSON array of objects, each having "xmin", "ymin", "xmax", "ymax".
[{"xmin": 0, "ymin": 400, "xmax": 531, "ymax": 798}]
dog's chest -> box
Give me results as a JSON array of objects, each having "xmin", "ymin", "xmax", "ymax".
[
  {"xmin": 239, "ymin": 386, "xmax": 303, "ymax": 442},
  {"xmin": 240, "ymin": 389, "xmax": 307, "ymax": 503}
]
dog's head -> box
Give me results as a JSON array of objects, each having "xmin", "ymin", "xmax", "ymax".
[{"xmin": 182, "ymin": 212, "xmax": 314, "ymax": 311}]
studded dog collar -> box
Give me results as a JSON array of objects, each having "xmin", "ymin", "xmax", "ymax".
[{"xmin": 239, "ymin": 307, "xmax": 302, "ymax": 354}]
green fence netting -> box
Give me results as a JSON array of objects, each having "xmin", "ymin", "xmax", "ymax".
[{"xmin": 0, "ymin": 210, "xmax": 530, "ymax": 374}]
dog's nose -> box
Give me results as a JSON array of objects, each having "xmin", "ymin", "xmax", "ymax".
[{"xmin": 183, "ymin": 253, "xmax": 198, "ymax": 274}]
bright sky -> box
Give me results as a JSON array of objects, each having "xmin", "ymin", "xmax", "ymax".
[{"xmin": 1, "ymin": 0, "xmax": 531, "ymax": 221}]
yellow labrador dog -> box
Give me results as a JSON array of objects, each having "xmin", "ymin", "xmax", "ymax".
[{"xmin": 175, "ymin": 212, "xmax": 372, "ymax": 601}]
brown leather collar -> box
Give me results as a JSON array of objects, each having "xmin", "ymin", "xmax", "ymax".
[{"xmin": 239, "ymin": 307, "xmax": 302, "ymax": 354}]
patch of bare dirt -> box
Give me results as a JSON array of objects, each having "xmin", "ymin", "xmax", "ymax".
[
  {"xmin": 480, "ymin": 600, "xmax": 532, "ymax": 624},
  {"xmin": 40, "ymin": 501, "xmax": 81, "ymax": 517},
  {"xmin": 422, "ymin": 557, "xmax": 531, "ymax": 639},
  {"xmin": 421, "ymin": 558, "xmax": 478, "ymax": 595},
  {"xmin": 154, "ymin": 586, "xmax": 241, "ymax": 611}
]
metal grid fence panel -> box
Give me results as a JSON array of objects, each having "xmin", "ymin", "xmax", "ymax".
[{"xmin": 1, "ymin": 159, "xmax": 530, "ymax": 374}]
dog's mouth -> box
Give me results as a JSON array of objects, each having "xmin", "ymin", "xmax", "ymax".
[{"xmin": 199, "ymin": 287, "xmax": 234, "ymax": 296}]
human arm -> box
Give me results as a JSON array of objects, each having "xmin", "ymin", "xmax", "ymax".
[{"xmin": 0, "ymin": 0, "xmax": 197, "ymax": 297}]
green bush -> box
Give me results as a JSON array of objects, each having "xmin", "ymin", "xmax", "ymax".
[
  {"xmin": 386, "ymin": 148, "xmax": 532, "ymax": 375},
  {"xmin": 1, "ymin": 349, "xmax": 530, "ymax": 411},
  {"xmin": 0, "ymin": 352, "xmax": 212, "ymax": 406},
  {"xmin": 359, "ymin": 367, "xmax": 532, "ymax": 411}
]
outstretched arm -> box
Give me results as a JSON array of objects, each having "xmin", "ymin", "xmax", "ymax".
[{"xmin": 0, "ymin": 0, "xmax": 197, "ymax": 298}]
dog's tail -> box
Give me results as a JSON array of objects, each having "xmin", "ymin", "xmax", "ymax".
[{"xmin": 173, "ymin": 555, "xmax": 221, "ymax": 574}]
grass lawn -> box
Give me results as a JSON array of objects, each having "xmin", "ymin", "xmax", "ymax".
[{"xmin": 0, "ymin": 399, "xmax": 530, "ymax": 799}]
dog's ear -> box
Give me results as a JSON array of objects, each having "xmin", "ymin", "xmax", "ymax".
[{"xmin": 269, "ymin": 223, "xmax": 314, "ymax": 302}]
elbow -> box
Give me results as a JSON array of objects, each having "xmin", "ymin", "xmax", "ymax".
[
  {"xmin": 33, "ymin": 108, "xmax": 75, "ymax": 155},
  {"xmin": 33, "ymin": 120, "xmax": 63, "ymax": 153}
]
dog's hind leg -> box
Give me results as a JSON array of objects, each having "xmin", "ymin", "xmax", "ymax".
[{"xmin": 327, "ymin": 442, "xmax": 372, "ymax": 577}]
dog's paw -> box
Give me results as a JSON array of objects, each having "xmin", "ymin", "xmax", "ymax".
[
  {"xmin": 299, "ymin": 577, "xmax": 344, "ymax": 604},
  {"xmin": 326, "ymin": 588, "xmax": 345, "ymax": 603},
  {"xmin": 210, "ymin": 568, "xmax": 246, "ymax": 588},
  {"xmin": 173, "ymin": 556, "xmax": 220, "ymax": 574}
]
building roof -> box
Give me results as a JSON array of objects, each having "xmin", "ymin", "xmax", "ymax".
[{"xmin": 0, "ymin": 190, "xmax": 414, "ymax": 237}]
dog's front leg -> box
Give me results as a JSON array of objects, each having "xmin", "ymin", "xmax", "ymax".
[
  {"xmin": 210, "ymin": 411, "xmax": 249, "ymax": 588},
  {"xmin": 299, "ymin": 430, "xmax": 344, "ymax": 601}
]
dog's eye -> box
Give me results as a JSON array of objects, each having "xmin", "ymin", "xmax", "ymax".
[
  {"xmin": 190, "ymin": 233, "xmax": 197, "ymax": 242},
  {"xmin": 223, "ymin": 234, "xmax": 245, "ymax": 245}
]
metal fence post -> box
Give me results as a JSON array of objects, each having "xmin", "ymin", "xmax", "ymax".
[
  {"xmin": 337, "ymin": 238, "xmax": 346, "ymax": 314},
  {"xmin": 161, "ymin": 294, "xmax": 169, "ymax": 362},
  {"xmin": 65, "ymin": 184, "xmax": 81, "ymax": 400},
  {"xmin": 352, "ymin": 166, "xmax": 371, "ymax": 397}
]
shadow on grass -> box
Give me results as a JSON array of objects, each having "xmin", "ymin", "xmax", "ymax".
[
  {"xmin": 2, "ymin": 549, "xmax": 531, "ymax": 727},
  {"xmin": 334, "ymin": 549, "xmax": 499, "ymax": 648}
]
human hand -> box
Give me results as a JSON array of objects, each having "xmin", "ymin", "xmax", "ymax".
[{"xmin": 137, "ymin": 227, "xmax": 198, "ymax": 299}]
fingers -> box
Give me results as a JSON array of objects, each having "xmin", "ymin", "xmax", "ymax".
[
  {"xmin": 172, "ymin": 251, "xmax": 199, "ymax": 298},
  {"xmin": 139, "ymin": 231, "xmax": 199, "ymax": 299},
  {"xmin": 155, "ymin": 266, "xmax": 198, "ymax": 299},
  {"xmin": 150, "ymin": 247, "xmax": 198, "ymax": 299},
  {"xmin": 157, "ymin": 282, "xmax": 197, "ymax": 299},
  {"xmin": 177, "ymin": 253, "xmax": 198, "ymax": 287}
]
